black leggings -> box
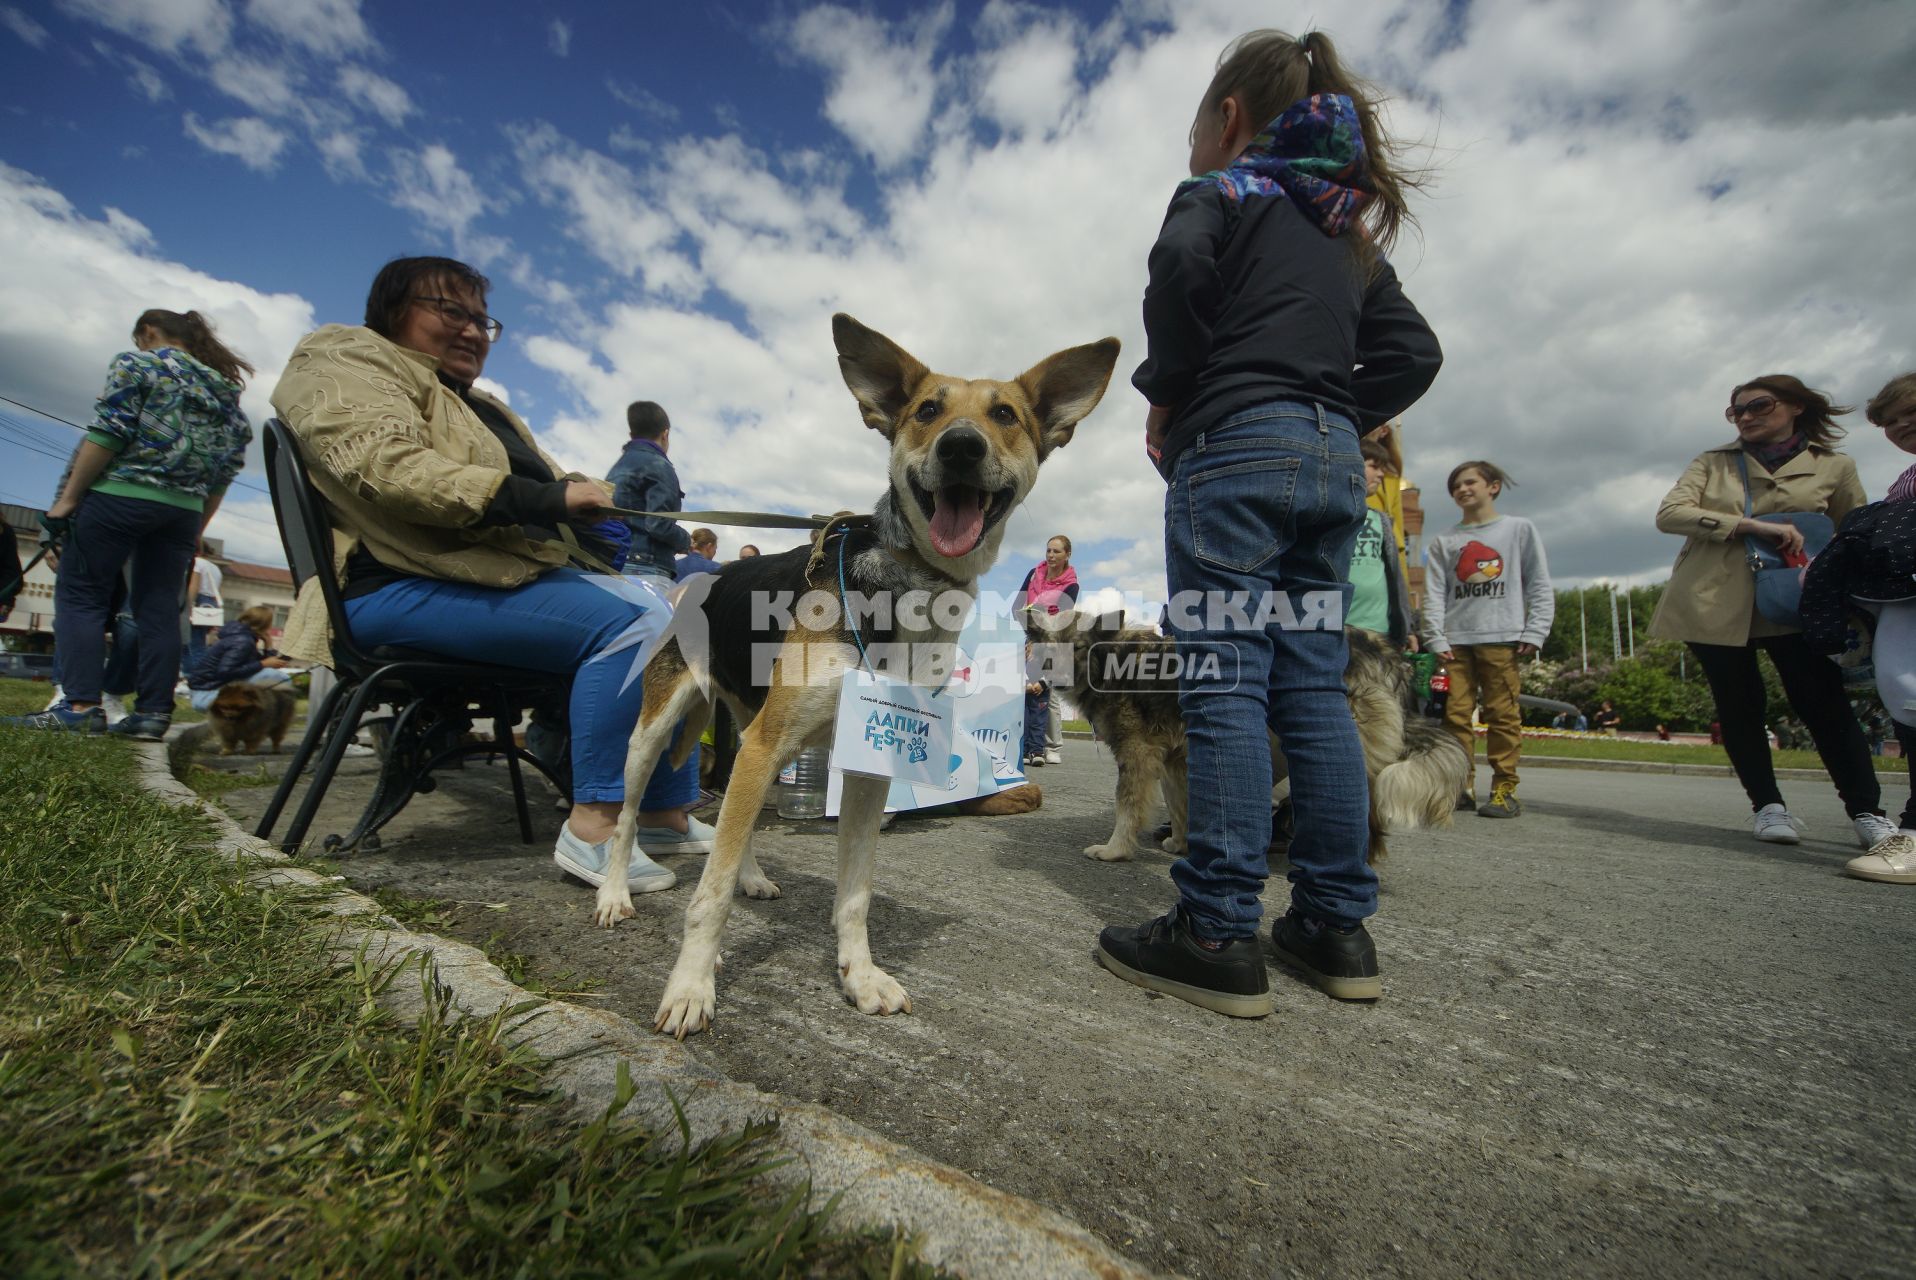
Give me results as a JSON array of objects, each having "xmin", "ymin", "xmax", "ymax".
[{"xmin": 1689, "ymin": 633, "xmax": 1881, "ymax": 817}]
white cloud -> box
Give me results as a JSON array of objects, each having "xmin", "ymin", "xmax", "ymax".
[
  {"xmin": 242, "ymin": 0, "xmax": 372, "ymax": 57},
  {"xmin": 386, "ymin": 143, "xmax": 507, "ymax": 263},
  {"xmin": 101, "ymin": 206, "xmax": 154, "ymax": 247},
  {"xmin": 207, "ymin": 51, "xmax": 298, "ymax": 114},
  {"xmin": 58, "ymin": 0, "xmax": 232, "ymax": 55},
  {"xmin": 509, "ymin": 124, "xmax": 699, "ymax": 295},
  {"xmin": 1, "ymin": 6, "xmax": 49, "ymax": 46},
  {"xmin": 337, "ymin": 65, "xmax": 412, "ymax": 126},
  {"xmin": 0, "ymin": 162, "xmax": 314, "ymax": 503},
  {"xmin": 607, "ymin": 79, "xmax": 678, "ymax": 124},
  {"xmin": 182, "ymin": 112, "xmax": 290, "ymax": 171},
  {"xmin": 788, "ymin": 2, "xmax": 954, "ymax": 169},
  {"xmin": 970, "ymin": 1, "xmax": 1084, "ymax": 138},
  {"xmin": 548, "ymin": 18, "xmax": 570, "ymax": 57},
  {"xmin": 315, "ymin": 128, "xmax": 366, "ymax": 180},
  {"xmin": 125, "ymin": 57, "xmax": 169, "ymax": 101}
]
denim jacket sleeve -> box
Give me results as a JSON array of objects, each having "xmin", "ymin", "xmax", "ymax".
[{"xmin": 609, "ymin": 444, "xmax": 692, "ymax": 558}]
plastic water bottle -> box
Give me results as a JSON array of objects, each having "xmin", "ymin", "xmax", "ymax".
[{"xmin": 777, "ymin": 746, "xmax": 830, "ymax": 819}]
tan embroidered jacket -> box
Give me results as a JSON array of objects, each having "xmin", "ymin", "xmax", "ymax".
[{"xmin": 269, "ymin": 324, "xmax": 577, "ymax": 665}]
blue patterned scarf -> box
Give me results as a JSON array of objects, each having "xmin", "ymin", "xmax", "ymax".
[{"xmin": 1179, "ymin": 93, "xmax": 1374, "ymax": 237}]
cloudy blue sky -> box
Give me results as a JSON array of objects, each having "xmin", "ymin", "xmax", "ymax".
[{"xmin": 1, "ymin": 0, "xmax": 1912, "ymax": 613}]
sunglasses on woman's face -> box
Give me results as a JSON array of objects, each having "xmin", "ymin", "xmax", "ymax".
[{"xmin": 1726, "ymin": 395, "xmax": 1781, "ymax": 422}]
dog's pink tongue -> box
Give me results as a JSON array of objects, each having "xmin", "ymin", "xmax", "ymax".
[{"xmin": 929, "ymin": 486, "xmax": 985, "ymax": 557}]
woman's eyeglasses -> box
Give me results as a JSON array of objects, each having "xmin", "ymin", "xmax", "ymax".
[
  {"xmin": 1725, "ymin": 395, "xmax": 1780, "ymax": 422},
  {"xmin": 412, "ymin": 296, "xmax": 503, "ymax": 340}
]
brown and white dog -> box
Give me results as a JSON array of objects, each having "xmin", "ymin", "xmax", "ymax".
[
  {"xmin": 595, "ymin": 314, "xmax": 1119, "ymax": 1038},
  {"xmin": 1063, "ymin": 614, "xmax": 1468, "ymax": 863}
]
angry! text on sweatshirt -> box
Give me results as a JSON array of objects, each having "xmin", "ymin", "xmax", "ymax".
[{"xmin": 1421, "ymin": 514, "xmax": 1555, "ymax": 652}]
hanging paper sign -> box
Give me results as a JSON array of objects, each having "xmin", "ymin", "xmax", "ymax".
[{"xmin": 831, "ymin": 669, "xmax": 952, "ymax": 787}]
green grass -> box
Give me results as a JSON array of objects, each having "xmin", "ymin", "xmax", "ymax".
[
  {"xmin": 1065, "ymin": 716, "xmax": 1907, "ymax": 773},
  {"xmin": 0, "ymin": 727, "xmax": 944, "ymax": 1278},
  {"xmin": 1520, "ymin": 733, "xmax": 1907, "ymax": 772}
]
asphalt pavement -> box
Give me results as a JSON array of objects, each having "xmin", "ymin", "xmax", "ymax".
[{"xmin": 212, "ymin": 739, "xmax": 1916, "ymax": 1279}]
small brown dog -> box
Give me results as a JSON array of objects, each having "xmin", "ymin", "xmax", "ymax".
[{"xmin": 208, "ymin": 683, "xmax": 296, "ymax": 755}]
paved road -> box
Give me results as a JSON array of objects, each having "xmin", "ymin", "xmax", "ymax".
[{"xmin": 216, "ymin": 744, "xmax": 1916, "ymax": 1279}]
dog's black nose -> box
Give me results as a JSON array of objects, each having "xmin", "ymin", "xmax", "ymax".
[{"xmin": 936, "ymin": 425, "xmax": 988, "ymax": 466}]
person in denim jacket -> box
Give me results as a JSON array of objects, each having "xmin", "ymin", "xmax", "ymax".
[
  {"xmin": 606, "ymin": 401, "xmax": 691, "ymax": 579},
  {"xmin": 1095, "ymin": 29, "xmax": 1441, "ymax": 1018}
]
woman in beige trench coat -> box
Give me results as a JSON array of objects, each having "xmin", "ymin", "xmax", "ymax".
[{"xmin": 1648, "ymin": 374, "xmax": 1894, "ymax": 854}]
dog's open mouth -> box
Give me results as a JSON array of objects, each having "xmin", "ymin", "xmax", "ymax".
[{"xmin": 909, "ymin": 479, "xmax": 1016, "ymax": 558}]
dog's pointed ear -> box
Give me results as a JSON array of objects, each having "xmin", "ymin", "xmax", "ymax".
[
  {"xmin": 1016, "ymin": 336, "xmax": 1120, "ymax": 457},
  {"xmin": 1093, "ymin": 608, "xmax": 1124, "ymax": 640},
  {"xmin": 834, "ymin": 314, "xmax": 930, "ymax": 439}
]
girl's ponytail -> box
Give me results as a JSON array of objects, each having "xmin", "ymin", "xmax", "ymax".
[
  {"xmin": 135, "ymin": 308, "xmax": 255, "ymax": 387},
  {"xmin": 1203, "ymin": 29, "xmax": 1429, "ymax": 266}
]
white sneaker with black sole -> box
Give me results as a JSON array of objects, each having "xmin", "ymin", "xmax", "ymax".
[{"xmin": 1752, "ymin": 803, "xmax": 1803, "ymax": 844}]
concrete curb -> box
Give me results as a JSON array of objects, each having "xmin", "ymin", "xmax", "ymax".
[{"xmin": 136, "ymin": 744, "xmax": 1159, "ymax": 1280}]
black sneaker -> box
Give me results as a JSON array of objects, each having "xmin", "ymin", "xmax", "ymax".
[
  {"xmin": 108, "ymin": 713, "xmax": 171, "ymax": 742},
  {"xmin": 1096, "ymin": 909, "xmax": 1272, "ymax": 1018},
  {"xmin": 1270, "ymin": 910, "xmax": 1382, "ymax": 1001}
]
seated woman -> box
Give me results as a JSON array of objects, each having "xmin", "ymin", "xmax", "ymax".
[
  {"xmin": 270, "ymin": 255, "xmax": 708, "ymax": 893},
  {"xmin": 185, "ymin": 604, "xmax": 295, "ymax": 710}
]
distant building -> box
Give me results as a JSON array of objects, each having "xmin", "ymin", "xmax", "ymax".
[
  {"xmin": 0, "ymin": 500, "xmax": 292, "ymax": 648},
  {"xmin": 1400, "ymin": 484, "xmax": 1426, "ymax": 610}
]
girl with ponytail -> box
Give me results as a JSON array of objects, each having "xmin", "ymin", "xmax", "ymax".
[
  {"xmin": 1098, "ymin": 29, "xmax": 1443, "ymax": 1016},
  {"xmin": 6, "ymin": 310, "xmax": 254, "ymax": 738}
]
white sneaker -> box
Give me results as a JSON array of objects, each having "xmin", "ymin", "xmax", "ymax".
[
  {"xmin": 552, "ymin": 824, "xmax": 675, "ymax": 893},
  {"xmin": 101, "ymin": 693, "xmax": 128, "ymax": 725},
  {"xmin": 1852, "ymin": 812, "xmax": 1900, "ymax": 850},
  {"xmin": 1752, "ymin": 803, "xmax": 1803, "ymax": 844},
  {"xmin": 635, "ymin": 813, "xmax": 716, "ymax": 856},
  {"xmin": 1846, "ymin": 832, "xmax": 1916, "ymax": 884},
  {"xmin": 1044, "ymin": 749, "xmax": 1061, "ymax": 764}
]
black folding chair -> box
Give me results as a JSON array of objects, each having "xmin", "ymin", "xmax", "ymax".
[{"xmin": 253, "ymin": 419, "xmax": 571, "ymax": 854}]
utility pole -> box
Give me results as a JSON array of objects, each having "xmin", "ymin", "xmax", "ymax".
[
  {"xmin": 1625, "ymin": 590, "xmax": 1635, "ymax": 659},
  {"xmin": 1580, "ymin": 589, "xmax": 1588, "ymax": 673},
  {"xmin": 1609, "ymin": 586, "xmax": 1621, "ymax": 663}
]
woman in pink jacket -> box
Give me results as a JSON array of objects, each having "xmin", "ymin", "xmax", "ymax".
[{"xmin": 1016, "ymin": 535, "xmax": 1080, "ymax": 764}]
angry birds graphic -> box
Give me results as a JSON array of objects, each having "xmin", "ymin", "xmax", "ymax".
[{"xmin": 1456, "ymin": 541, "xmax": 1504, "ymax": 585}]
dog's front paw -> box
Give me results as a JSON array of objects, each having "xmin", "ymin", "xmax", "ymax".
[
  {"xmin": 841, "ymin": 964, "xmax": 911, "ymax": 1017},
  {"xmin": 1159, "ymin": 834, "xmax": 1187, "ymax": 855},
  {"xmin": 592, "ymin": 885, "xmax": 634, "ymax": 929},
  {"xmin": 1084, "ymin": 842, "xmax": 1135, "ymax": 862},
  {"xmin": 738, "ymin": 870, "xmax": 781, "ymax": 899},
  {"xmin": 654, "ymin": 974, "xmax": 717, "ymax": 1039}
]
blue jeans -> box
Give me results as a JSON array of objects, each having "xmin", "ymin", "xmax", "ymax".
[
  {"xmin": 344, "ymin": 568, "xmax": 697, "ymax": 808},
  {"xmin": 1163, "ymin": 402, "xmax": 1376, "ymax": 937},
  {"xmin": 53, "ymin": 491, "xmax": 199, "ymax": 713}
]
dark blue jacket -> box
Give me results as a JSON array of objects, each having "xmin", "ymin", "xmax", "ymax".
[
  {"xmin": 674, "ymin": 551, "xmax": 722, "ymax": 581},
  {"xmin": 606, "ymin": 438, "xmax": 691, "ymax": 573},
  {"xmin": 190, "ymin": 620, "xmax": 269, "ymax": 691}
]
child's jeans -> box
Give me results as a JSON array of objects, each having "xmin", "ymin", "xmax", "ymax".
[
  {"xmin": 1023, "ymin": 685, "xmax": 1049, "ymax": 761},
  {"xmin": 1442, "ymin": 642, "xmax": 1523, "ymax": 787},
  {"xmin": 1163, "ymin": 402, "xmax": 1376, "ymax": 937}
]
